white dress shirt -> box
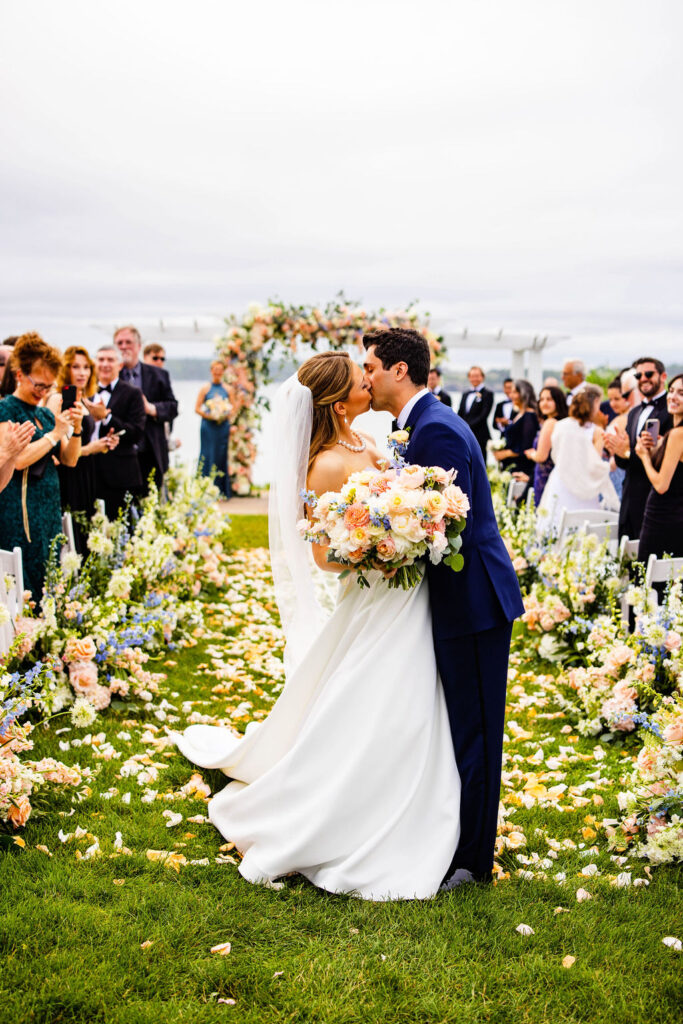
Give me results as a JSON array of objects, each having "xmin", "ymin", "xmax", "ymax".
[
  {"xmin": 397, "ymin": 388, "xmax": 430, "ymax": 430},
  {"xmin": 93, "ymin": 378, "xmax": 118, "ymax": 438},
  {"xmin": 465, "ymin": 385, "xmax": 484, "ymax": 414}
]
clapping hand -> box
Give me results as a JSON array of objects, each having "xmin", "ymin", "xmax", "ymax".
[
  {"xmin": 603, "ymin": 426, "xmax": 629, "ymax": 458},
  {"xmin": 0, "ymin": 420, "xmax": 35, "ymax": 459}
]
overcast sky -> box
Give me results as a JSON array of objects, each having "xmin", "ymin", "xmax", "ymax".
[{"xmin": 2, "ymin": 1, "xmax": 682, "ymax": 363}]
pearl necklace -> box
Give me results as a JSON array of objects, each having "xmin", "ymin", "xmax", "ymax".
[{"xmin": 336, "ymin": 430, "xmax": 366, "ymax": 453}]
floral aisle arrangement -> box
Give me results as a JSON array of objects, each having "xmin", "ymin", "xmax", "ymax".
[
  {"xmin": 0, "ymin": 469, "xmax": 230, "ymax": 831},
  {"xmin": 494, "ymin": 482, "xmax": 683, "ymax": 865},
  {"xmin": 215, "ymin": 296, "xmax": 443, "ymax": 494}
]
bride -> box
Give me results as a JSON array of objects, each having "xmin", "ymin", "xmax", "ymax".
[{"xmin": 173, "ymin": 352, "xmax": 460, "ymax": 900}]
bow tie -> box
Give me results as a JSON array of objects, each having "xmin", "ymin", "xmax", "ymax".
[{"xmin": 98, "ymin": 384, "xmax": 111, "ymax": 393}]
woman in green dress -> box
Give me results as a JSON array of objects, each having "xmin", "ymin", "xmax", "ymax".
[{"xmin": 0, "ymin": 333, "xmax": 84, "ymax": 603}]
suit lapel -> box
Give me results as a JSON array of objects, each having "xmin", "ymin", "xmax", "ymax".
[{"xmin": 405, "ymin": 392, "xmax": 439, "ymax": 432}]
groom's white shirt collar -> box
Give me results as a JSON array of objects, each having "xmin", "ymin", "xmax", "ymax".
[{"xmin": 397, "ymin": 388, "xmax": 430, "ymax": 430}]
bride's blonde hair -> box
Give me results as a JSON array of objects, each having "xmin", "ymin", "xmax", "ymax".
[{"xmin": 297, "ymin": 352, "xmax": 354, "ymax": 470}]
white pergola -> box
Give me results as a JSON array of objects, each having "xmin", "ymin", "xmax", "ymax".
[
  {"xmin": 94, "ymin": 318, "xmax": 569, "ymax": 391},
  {"xmin": 437, "ymin": 326, "xmax": 569, "ymax": 391}
]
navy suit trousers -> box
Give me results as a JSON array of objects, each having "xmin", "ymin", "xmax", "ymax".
[{"xmin": 435, "ymin": 620, "xmax": 513, "ymax": 880}]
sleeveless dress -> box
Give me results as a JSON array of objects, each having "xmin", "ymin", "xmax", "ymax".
[
  {"xmin": 0, "ymin": 395, "xmax": 63, "ymax": 601},
  {"xmin": 502, "ymin": 411, "xmax": 538, "ymax": 477},
  {"xmin": 637, "ymin": 432, "xmax": 683, "ymax": 562},
  {"xmin": 199, "ymin": 382, "xmax": 231, "ymax": 498},
  {"xmin": 532, "ymin": 430, "xmax": 554, "ymax": 505},
  {"xmin": 173, "ymin": 571, "xmax": 461, "ymax": 900}
]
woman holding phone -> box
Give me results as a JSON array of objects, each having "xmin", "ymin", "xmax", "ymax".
[
  {"xmin": 50, "ymin": 346, "xmax": 119, "ymax": 554},
  {"xmin": 636, "ymin": 373, "xmax": 683, "ymax": 563}
]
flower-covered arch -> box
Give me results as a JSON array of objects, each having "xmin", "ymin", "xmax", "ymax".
[{"xmin": 215, "ymin": 296, "xmax": 443, "ymax": 494}]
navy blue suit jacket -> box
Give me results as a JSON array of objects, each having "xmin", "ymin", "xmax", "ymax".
[{"xmin": 405, "ymin": 393, "xmax": 524, "ymax": 639}]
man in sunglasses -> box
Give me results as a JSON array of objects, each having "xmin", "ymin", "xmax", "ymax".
[{"xmin": 605, "ymin": 356, "xmax": 672, "ymax": 539}]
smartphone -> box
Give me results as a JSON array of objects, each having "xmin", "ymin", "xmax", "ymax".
[
  {"xmin": 645, "ymin": 418, "xmax": 660, "ymax": 442},
  {"xmin": 61, "ymin": 385, "xmax": 77, "ymax": 410},
  {"xmin": 114, "ymin": 429, "xmax": 126, "ymax": 437}
]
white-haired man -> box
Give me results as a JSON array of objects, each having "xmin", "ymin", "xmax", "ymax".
[{"xmin": 561, "ymin": 360, "xmax": 586, "ymax": 406}]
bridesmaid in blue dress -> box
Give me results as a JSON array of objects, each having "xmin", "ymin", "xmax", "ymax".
[{"xmin": 196, "ymin": 360, "xmax": 232, "ymax": 498}]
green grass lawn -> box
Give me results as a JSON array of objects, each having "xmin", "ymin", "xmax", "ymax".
[{"xmin": 1, "ymin": 517, "xmax": 682, "ymax": 1024}]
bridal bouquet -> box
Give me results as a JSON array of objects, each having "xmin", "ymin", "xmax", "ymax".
[
  {"xmin": 203, "ymin": 395, "xmax": 231, "ymax": 423},
  {"xmin": 298, "ymin": 463, "xmax": 469, "ymax": 589}
]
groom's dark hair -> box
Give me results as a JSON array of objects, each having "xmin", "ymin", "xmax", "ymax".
[{"xmin": 362, "ymin": 328, "xmax": 431, "ymax": 387}]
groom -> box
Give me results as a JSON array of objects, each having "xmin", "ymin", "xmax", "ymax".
[{"xmin": 363, "ymin": 328, "xmax": 524, "ymax": 887}]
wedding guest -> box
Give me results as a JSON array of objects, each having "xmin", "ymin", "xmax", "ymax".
[
  {"xmin": 457, "ymin": 366, "xmax": 493, "ymax": 458},
  {"xmin": 93, "ymin": 346, "xmax": 145, "ymax": 519},
  {"xmin": 603, "ymin": 369, "xmax": 638, "ymax": 498},
  {"xmin": 562, "ymin": 360, "xmax": 586, "ymax": 406},
  {"xmin": 537, "ymin": 384, "xmax": 618, "ymax": 534},
  {"xmin": 492, "ymin": 379, "xmax": 539, "ymax": 478},
  {"xmin": 635, "ymin": 373, "xmax": 683, "ymax": 562},
  {"xmin": 143, "ymin": 343, "xmax": 167, "ymax": 367},
  {"xmin": 427, "ymin": 367, "xmax": 452, "ymax": 406},
  {"xmin": 493, "ymin": 378, "xmax": 514, "ymax": 432},
  {"xmin": 0, "ymin": 334, "xmax": 83, "ymax": 601},
  {"xmin": 543, "ymin": 376, "xmax": 561, "ymax": 388},
  {"xmin": 0, "ymin": 338, "xmax": 18, "ymax": 397},
  {"xmin": 114, "ymin": 325, "xmax": 178, "ymax": 494},
  {"xmin": 196, "ymin": 360, "xmax": 232, "ymax": 498},
  {"xmin": 605, "ymin": 356, "xmax": 672, "ymax": 539},
  {"xmin": 0, "ymin": 420, "xmax": 35, "ymax": 494},
  {"xmin": 50, "ymin": 346, "xmax": 118, "ymax": 554},
  {"xmin": 523, "ymin": 385, "xmax": 568, "ymax": 504}
]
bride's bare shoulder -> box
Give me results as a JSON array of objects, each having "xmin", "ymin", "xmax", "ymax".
[{"xmin": 307, "ymin": 449, "xmax": 348, "ymax": 495}]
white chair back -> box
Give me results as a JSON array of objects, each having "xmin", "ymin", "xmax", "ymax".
[
  {"xmin": 61, "ymin": 511, "xmax": 76, "ymax": 555},
  {"xmin": 0, "ymin": 572, "xmax": 12, "ymax": 655},
  {"xmin": 0, "ymin": 546, "xmax": 24, "ymax": 619},
  {"xmin": 557, "ymin": 507, "xmax": 618, "ymax": 542},
  {"xmin": 582, "ymin": 519, "xmax": 618, "ymax": 555},
  {"xmin": 506, "ymin": 478, "xmax": 527, "ymax": 507},
  {"xmin": 645, "ymin": 554, "xmax": 683, "ymax": 590},
  {"xmin": 619, "ymin": 536, "xmax": 640, "ymax": 561}
]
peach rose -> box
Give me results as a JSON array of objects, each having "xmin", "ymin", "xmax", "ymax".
[
  {"xmin": 64, "ymin": 636, "xmax": 97, "ymax": 662},
  {"xmin": 399, "ymin": 465, "xmax": 425, "ymax": 489},
  {"xmin": 343, "ymin": 503, "xmax": 371, "ymax": 530},
  {"xmin": 663, "ymin": 717, "xmax": 683, "ymax": 746},
  {"xmin": 424, "ymin": 490, "xmax": 447, "ymax": 520},
  {"xmin": 375, "ymin": 536, "xmax": 397, "ymax": 561},
  {"xmin": 7, "ymin": 795, "xmax": 31, "ymax": 829},
  {"xmin": 442, "ymin": 484, "xmax": 470, "ymax": 519},
  {"xmin": 69, "ymin": 660, "xmax": 98, "ymax": 689},
  {"xmin": 665, "ymin": 631, "xmax": 682, "ymax": 652},
  {"xmin": 430, "ymin": 465, "xmax": 453, "ymax": 487}
]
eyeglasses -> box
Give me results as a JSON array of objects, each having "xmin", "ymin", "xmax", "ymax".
[
  {"xmin": 634, "ymin": 370, "xmax": 656, "ymax": 380},
  {"xmin": 27, "ymin": 374, "xmax": 53, "ymax": 394},
  {"xmin": 151, "ymin": 355, "xmax": 166, "ymax": 363}
]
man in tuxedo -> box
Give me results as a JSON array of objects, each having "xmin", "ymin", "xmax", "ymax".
[
  {"xmin": 114, "ymin": 326, "xmax": 178, "ymax": 494},
  {"xmin": 605, "ymin": 356, "xmax": 672, "ymax": 539},
  {"xmin": 93, "ymin": 346, "xmax": 146, "ymax": 519},
  {"xmin": 457, "ymin": 366, "xmax": 494, "ymax": 459},
  {"xmin": 427, "ymin": 367, "xmax": 452, "ymax": 406},
  {"xmin": 363, "ymin": 329, "xmax": 524, "ymax": 888},
  {"xmin": 493, "ymin": 378, "xmax": 515, "ymax": 433}
]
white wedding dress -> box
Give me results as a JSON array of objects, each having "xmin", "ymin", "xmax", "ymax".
[{"xmin": 173, "ymin": 375, "xmax": 460, "ymax": 901}]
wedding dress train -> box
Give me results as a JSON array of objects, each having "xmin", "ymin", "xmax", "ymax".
[{"xmin": 174, "ymin": 572, "xmax": 460, "ymax": 901}]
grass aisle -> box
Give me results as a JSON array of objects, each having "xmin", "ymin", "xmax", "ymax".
[{"xmin": 2, "ymin": 517, "xmax": 682, "ymax": 1024}]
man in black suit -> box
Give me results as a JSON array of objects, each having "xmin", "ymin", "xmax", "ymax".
[
  {"xmin": 114, "ymin": 326, "xmax": 178, "ymax": 494},
  {"xmin": 93, "ymin": 346, "xmax": 146, "ymax": 519},
  {"xmin": 605, "ymin": 356, "xmax": 672, "ymax": 539},
  {"xmin": 427, "ymin": 367, "xmax": 452, "ymax": 406},
  {"xmin": 457, "ymin": 365, "xmax": 494, "ymax": 459},
  {"xmin": 493, "ymin": 378, "xmax": 515, "ymax": 433}
]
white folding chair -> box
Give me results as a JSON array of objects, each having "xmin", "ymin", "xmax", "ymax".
[
  {"xmin": 645, "ymin": 554, "xmax": 683, "ymax": 592},
  {"xmin": 582, "ymin": 519, "xmax": 618, "ymax": 556},
  {"xmin": 0, "ymin": 546, "xmax": 24, "ymax": 619},
  {"xmin": 0, "ymin": 572, "xmax": 12, "ymax": 656},
  {"xmin": 61, "ymin": 511, "xmax": 76, "ymax": 555},
  {"xmin": 557, "ymin": 508, "xmax": 618, "ymax": 543},
  {"xmin": 506, "ymin": 478, "xmax": 528, "ymax": 507},
  {"xmin": 619, "ymin": 536, "xmax": 640, "ymax": 561}
]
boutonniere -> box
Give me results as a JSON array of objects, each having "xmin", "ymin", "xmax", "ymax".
[
  {"xmin": 387, "ymin": 427, "xmax": 411, "ymax": 465},
  {"xmin": 472, "ymin": 393, "xmax": 482, "ymax": 402}
]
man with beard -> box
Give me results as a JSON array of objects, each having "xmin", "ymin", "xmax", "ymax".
[{"xmin": 605, "ymin": 356, "xmax": 672, "ymax": 538}]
